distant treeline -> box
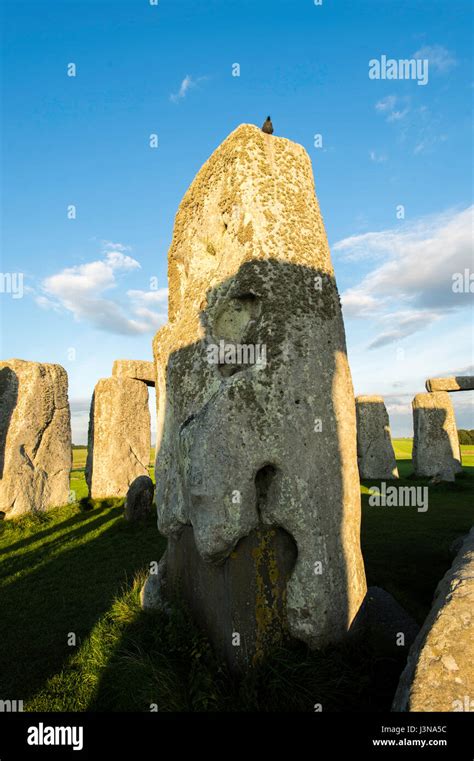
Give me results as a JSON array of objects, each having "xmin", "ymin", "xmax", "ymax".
[
  {"xmin": 72, "ymin": 444, "xmax": 87, "ymax": 449},
  {"xmin": 458, "ymin": 430, "xmax": 474, "ymax": 445}
]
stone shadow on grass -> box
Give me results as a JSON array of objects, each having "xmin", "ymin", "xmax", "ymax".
[{"xmin": 0, "ymin": 503, "xmax": 163, "ymax": 703}]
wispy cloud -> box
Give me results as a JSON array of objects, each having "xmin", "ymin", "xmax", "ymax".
[
  {"xmin": 367, "ymin": 310, "xmax": 441, "ymax": 349},
  {"xmin": 369, "ymin": 150, "xmax": 387, "ymax": 163},
  {"xmin": 412, "ymin": 44, "xmax": 457, "ymax": 74},
  {"xmin": 36, "ymin": 244, "xmax": 168, "ymax": 335},
  {"xmin": 170, "ymin": 74, "xmax": 207, "ymax": 103},
  {"xmin": 335, "ymin": 206, "xmax": 473, "ymax": 348},
  {"xmin": 375, "ymin": 95, "xmax": 410, "ymax": 123}
]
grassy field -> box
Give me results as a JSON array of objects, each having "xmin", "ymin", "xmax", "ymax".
[{"xmin": 0, "ymin": 440, "xmax": 472, "ymax": 712}]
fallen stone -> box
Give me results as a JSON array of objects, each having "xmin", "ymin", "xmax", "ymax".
[
  {"xmin": 425, "ymin": 376, "xmax": 474, "ymax": 393},
  {"xmin": 112, "ymin": 360, "xmax": 155, "ymax": 387},
  {"xmin": 350, "ymin": 586, "xmax": 419, "ymax": 657},
  {"xmin": 0, "ymin": 359, "xmax": 72, "ymax": 517},
  {"xmin": 392, "ymin": 527, "xmax": 474, "ymax": 712},
  {"xmin": 144, "ymin": 123, "xmax": 367, "ymax": 669},
  {"xmin": 356, "ymin": 395, "xmax": 399, "ymax": 479},
  {"xmin": 412, "ymin": 392, "xmax": 462, "ymax": 481},
  {"xmin": 124, "ymin": 475, "xmax": 154, "ymax": 521},
  {"xmin": 86, "ymin": 377, "xmax": 151, "ymax": 498}
]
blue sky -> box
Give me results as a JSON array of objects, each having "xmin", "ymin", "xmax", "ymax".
[{"xmin": 1, "ymin": 0, "xmax": 472, "ymax": 442}]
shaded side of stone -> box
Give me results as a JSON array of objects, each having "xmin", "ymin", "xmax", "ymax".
[
  {"xmin": 165, "ymin": 525, "xmax": 297, "ymax": 672},
  {"xmin": 356, "ymin": 395, "xmax": 399, "ymax": 479}
]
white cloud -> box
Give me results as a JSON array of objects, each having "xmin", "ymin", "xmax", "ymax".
[
  {"xmin": 375, "ymin": 95, "xmax": 409, "ymax": 123},
  {"xmin": 170, "ymin": 74, "xmax": 206, "ymax": 103},
  {"xmin": 375, "ymin": 95, "xmax": 397, "ymax": 112},
  {"xmin": 38, "ymin": 246, "xmax": 168, "ymax": 335},
  {"xmin": 100, "ymin": 240, "xmax": 132, "ymax": 253},
  {"xmin": 412, "ymin": 44, "xmax": 457, "ymax": 73},
  {"xmin": 335, "ymin": 206, "xmax": 473, "ymax": 347}
]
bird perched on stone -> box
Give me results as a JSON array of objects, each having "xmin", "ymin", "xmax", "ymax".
[{"xmin": 262, "ymin": 116, "xmax": 274, "ymax": 134}]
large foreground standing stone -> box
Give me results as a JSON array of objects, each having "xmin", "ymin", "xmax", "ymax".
[
  {"xmin": 392, "ymin": 528, "xmax": 474, "ymax": 711},
  {"xmin": 86, "ymin": 377, "xmax": 151, "ymax": 498},
  {"xmin": 0, "ymin": 359, "xmax": 71, "ymax": 518},
  {"xmin": 355, "ymin": 395, "xmax": 399, "ymax": 479},
  {"xmin": 412, "ymin": 392, "xmax": 462, "ymax": 481},
  {"xmin": 144, "ymin": 123, "xmax": 367, "ymax": 669}
]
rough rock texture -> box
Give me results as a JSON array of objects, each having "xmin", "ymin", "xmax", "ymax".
[
  {"xmin": 392, "ymin": 528, "xmax": 474, "ymax": 712},
  {"xmin": 426, "ymin": 376, "xmax": 474, "ymax": 393},
  {"xmin": 0, "ymin": 359, "xmax": 72, "ymax": 517},
  {"xmin": 112, "ymin": 360, "xmax": 155, "ymax": 387},
  {"xmin": 124, "ymin": 475, "xmax": 154, "ymax": 521},
  {"xmin": 86, "ymin": 377, "xmax": 151, "ymax": 498},
  {"xmin": 355, "ymin": 395, "xmax": 399, "ymax": 479},
  {"xmin": 412, "ymin": 392, "xmax": 462, "ymax": 481},
  {"xmin": 146, "ymin": 123, "xmax": 367, "ymax": 667}
]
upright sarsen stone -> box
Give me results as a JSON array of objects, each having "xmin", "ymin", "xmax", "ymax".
[
  {"xmin": 0, "ymin": 359, "xmax": 71, "ymax": 518},
  {"xmin": 355, "ymin": 395, "xmax": 399, "ymax": 479},
  {"xmin": 86, "ymin": 377, "xmax": 151, "ymax": 498},
  {"xmin": 412, "ymin": 392, "xmax": 462, "ymax": 481},
  {"xmin": 145, "ymin": 124, "xmax": 367, "ymax": 668}
]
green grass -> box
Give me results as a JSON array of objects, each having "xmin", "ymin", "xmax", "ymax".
[{"xmin": 0, "ymin": 442, "xmax": 472, "ymax": 712}]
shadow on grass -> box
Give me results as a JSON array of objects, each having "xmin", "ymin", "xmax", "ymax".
[
  {"xmin": 361, "ymin": 460, "xmax": 474, "ymax": 623},
  {"xmin": 0, "ymin": 502, "xmax": 166, "ymax": 703},
  {"xmin": 83, "ymin": 591, "xmax": 406, "ymax": 712}
]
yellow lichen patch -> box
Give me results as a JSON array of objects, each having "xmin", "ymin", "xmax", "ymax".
[
  {"xmin": 237, "ymin": 220, "xmax": 254, "ymax": 245},
  {"xmin": 251, "ymin": 527, "xmax": 288, "ymax": 665}
]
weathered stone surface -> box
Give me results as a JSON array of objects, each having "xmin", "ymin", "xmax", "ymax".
[
  {"xmin": 146, "ymin": 123, "xmax": 367, "ymax": 667},
  {"xmin": 412, "ymin": 392, "xmax": 462, "ymax": 481},
  {"xmin": 355, "ymin": 395, "xmax": 399, "ymax": 479},
  {"xmin": 86, "ymin": 377, "xmax": 150, "ymax": 498},
  {"xmin": 0, "ymin": 359, "xmax": 71, "ymax": 517},
  {"xmin": 392, "ymin": 528, "xmax": 474, "ymax": 712},
  {"xmin": 124, "ymin": 475, "xmax": 154, "ymax": 521},
  {"xmin": 112, "ymin": 360, "xmax": 155, "ymax": 387},
  {"xmin": 426, "ymin": 376, "xmax": 474, "ymax": 393}
]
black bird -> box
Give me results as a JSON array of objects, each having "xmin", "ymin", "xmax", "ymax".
[{"xmin": 262, "ymin": 116, "xmax": 274, "ymax": 134}]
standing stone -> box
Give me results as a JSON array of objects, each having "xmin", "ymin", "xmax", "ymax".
[
  {"xmin": 0, "ymin": 359, "xmax": 71, "ymax": 518},
  {"xmin": 124, "ymin": 475, "xmax": 154, "ymax": 521},
  {"xmin": 393, "ymin": 528, "xmax": 474, "ymax": 712},
  {"xmin": 425, "ymin": 376, "xmax": 474, "ymax": 393},
  {"xmin": 143, "ymin": 123, "xmax": 367, "ymax": 668},
  {"xmin": 112, "ymin": 360, "xmax": 155, "ymax": 387},
  {"xmin": 355, "ymin": 395, "xmax": 399, "ymax": 479},
  {"xmin": 412, "ymin": 392, "xmax": 462, "ymax": 481},
  {"xmin": 86, "ymin": 377, "xmax": 151, "ymax": 498}
]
